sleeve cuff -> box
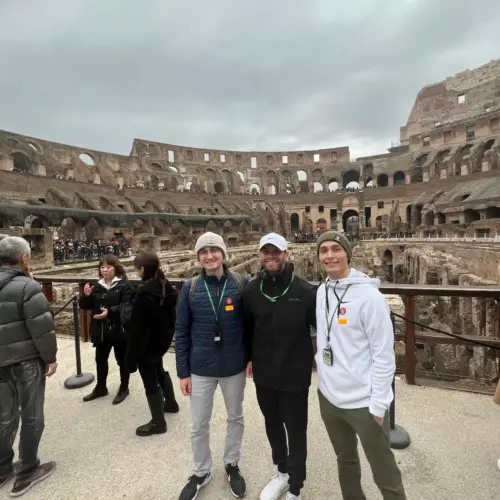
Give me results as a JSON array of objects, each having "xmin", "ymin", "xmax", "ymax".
[{"xmin": 369, "ymin": 400, "xmax": 387, "ymax": 418}]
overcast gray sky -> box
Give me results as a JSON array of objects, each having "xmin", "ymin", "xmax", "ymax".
[{"xmin": 1, "ymin": 0, "xmax": 500, "ymax": 160}]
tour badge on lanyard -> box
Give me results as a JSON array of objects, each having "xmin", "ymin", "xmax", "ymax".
[
  {"xmin": 204, "ymin": 279, "xmax": 228, "ymax": 346},
  {"xmin": 323, "ymin": 283, "xmax": 351, "ymax": 367}
]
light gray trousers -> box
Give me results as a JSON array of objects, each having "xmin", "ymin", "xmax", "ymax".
[{"xmin": 190, "ymin": 370, "xmax": 246, "ymax": 476}]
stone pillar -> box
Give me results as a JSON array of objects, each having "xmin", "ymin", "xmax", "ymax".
[
  {"xmin": 423, "ymin": 170, "xmax": 429, "ymax": 182},
  {"xmin": 35, "ymin": 164, "xmax": 46, "ymax": 176},
  {"xmin": 482, "ymin": 158, "xmax": 491, "ymax": 172},
  {"xmin": 440, "ymin": 168, "xmax": 447, "ymax": 179},
  {"xmin": 93, "ymin": 173, "xmax": 101, "ymax": 184},
  {"xmin": 0, "ymin": 156, "xmax": 13, "ymax": 171}
]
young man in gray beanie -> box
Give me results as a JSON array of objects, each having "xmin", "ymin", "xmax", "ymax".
[
  {"xmin": 315, "ymin": 231, "xmax": 406, "ymax": 500},
  {"xmin": 175, "ymin": 232, "xmax": 249, "ymax": 500}
]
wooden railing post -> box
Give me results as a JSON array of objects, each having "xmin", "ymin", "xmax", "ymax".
[
  {"xmin": 42, "ymin": 282, "xmax": 53, "ymax": 303},
  {"xmin": 404, "ymin": 295, "xmax": 417, "ymax": 385},
  {"xmin": 77, "ymin": 283, "xmax": 90, "ymax": 342}
]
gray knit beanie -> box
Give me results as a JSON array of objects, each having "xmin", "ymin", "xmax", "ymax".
[
  {"xmin": 316, "ymin": 231, "xmax": 352, "ymax": 263},
  {"xmin": 195, "ymin": 232, "xmax": 228, "ymax": 260}
]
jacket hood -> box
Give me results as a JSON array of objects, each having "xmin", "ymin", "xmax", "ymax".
[
  {"xmin": 0, "ymin": 267, "xmax": 26, "ymax": 293},
  {"xmin": 138, "ymin": 278, "xmax": 166, "ymax": 298},
  {"xmin": 325, "ymin": 268, "xmax": 380, "ymax": 291}
]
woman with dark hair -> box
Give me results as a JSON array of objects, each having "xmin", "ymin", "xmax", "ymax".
[
  {"xmin": 127, "ymin": 251, "xmax": 179, "ymax": 436},
  {"xmin": 79, "ymin": 254, "xmax": 134, "ymax": 405}
]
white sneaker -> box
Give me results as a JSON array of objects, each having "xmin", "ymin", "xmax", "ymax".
[
  {"xmin": 285, "ymin": 493, "xmax": 301, "ymax": 500},
  {"xmin": 259, "ymin": 469, "xmax": 289, "ymax": 500}
]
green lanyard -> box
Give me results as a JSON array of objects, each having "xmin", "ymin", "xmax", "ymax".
[
  {"xmin": 324, "ymin": 284, "xmax": 351, "ymax": 343},
  {"xmin": 260, "ymin": 273, "xmax": 295, "ymax": 303},
  {"xmin": 204, "ymin": 278, "xmax": 228, "ymax": 322}
]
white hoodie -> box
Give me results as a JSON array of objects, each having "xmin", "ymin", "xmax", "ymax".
[{"xmin": 315, "ymin": 268, "xmax": 395, "ymax": 418}]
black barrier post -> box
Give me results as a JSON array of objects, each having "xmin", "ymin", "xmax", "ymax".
[
  {"xmin": 64, "ymin": 297, "xmax": 95, "ymax": 389},
  {"xmin": 389, "ymin": 312, "xmax": 411, "ymax": 450}
]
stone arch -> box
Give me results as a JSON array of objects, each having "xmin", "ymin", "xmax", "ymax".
[
  {"xmin": 393, "ymin": 171, "xmax": 405, "ymax": 185},
  {"xmin": 171, "ymin": 219, "xmax": 187, "ymax": 235},
  {"xmin": 59, "ymin": 217, "xmax": 81, "ymax": 240},
  {"xmin": 406, "ymin": 204, "xmax": 412, "ymax": 224},
  {"xmin": 313, "ymin": 182, "xmax": 323, "ymax": 193},
  {"xmin": 223, "ymin": 220, "xmax": 233, "ymax": 234},
  {"xmin": 153, "ymin": 219, "xmax": 168, "ymax": 236},
  {"xmin": 328, "ymin": 179, "xmax": 339, "ymax": 192},
  {"xmin": 342, "ymin": 209, "xmax": 359, "ymax": 233},
  {"xmin": 150, "ymin": 174, "xmax": 159, "ymax": 189},
  {"xmin": 12, "ymin": 152, "xmax": 31, "ymax": 173},
  {"xmin": 266, "ymin": 171, "xmax": 278, "ymax": 195},
  {"xmin": 464, "ymin": 209, "xmax": 480, "ymax": 224},
  {"xmin": 205, "ymin": 219, "xmax": 219, "ymax": 232},
  {"xmin": 296, "ymin": 169, "xmax": 308, "ymax": 193},
  {"xmin": 436, "ymin": 212, "xmax": 446, "ymax": 224},
  {"xmin": 485, "ymin": 206, "xmax": 500, "ymax": 219},
  {"xmin": 78, "ymin": 153, "xmax": 95, "ymax": 167},
  {"xmin": 365, "ymin": 176, "xmax": 373, "ymax": 187},
  {"xmin": 214, "ymin": 181, "xmax": 225, "ymax": 194},
  {"xmin": 316, "ymin": 218, "xmax": 327, "ymax": 230},
  {"xmin": 312, "ymin": 168, "xmax": 323, "ymax": 182},
  {"xmin": 26, "ymin": 215, "xmax": 49, "ymax": 229},
  {"xmin": 409, "ymin": 166, "xmax": 423, "ymax": 183},
  {"xmin": 169, "ymin": 165, "xmax": 179, "ymax": 173},
  {"xmin": 377, "ymin": 173, "xmax": 389, "ymax": 187},
  {"xmin": 150, "ymin": 162, "xmax": 163, "ymax": 171},
  {"xmin": 290, "ymin": 213, "xmax": 300, "ymax": 232},
  {"xmin": 250, "ymin": 183, "xmax": 261, "ymax": 195},
  {"xmin": 382, "ymin": 249, "xmax": 394, "ymax": 282},
  {"xmin": 424, "ymin": 211, "xmax": 434, "ymax": 226},
  {"xmin": 84, "ymin": 217, "xmax": 103, "ymax": 240},
  {"xmin": 363, "ymin": 163, "xmax": 374, "ymax": 181},
  {"xmin": 132, "ymin": 218, "xmax": 148, "ymax": 236},
  {"xmin": 342, "ymin": 170, "xmax": 360, "ymax": 189}
]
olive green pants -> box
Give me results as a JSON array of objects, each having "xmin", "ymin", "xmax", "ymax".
[{"xmin": 318, "ymin": 390, "xmax": 406, "ymax": 500}]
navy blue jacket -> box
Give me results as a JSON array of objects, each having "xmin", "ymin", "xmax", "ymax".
[{"xmin": 175, "ymin": 267, "xmax": 248, "ymax": 380}]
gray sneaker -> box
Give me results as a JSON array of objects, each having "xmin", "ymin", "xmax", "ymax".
[{"xmin": 10, "ymin": 461, "xmax": 56, "ymax": 497}]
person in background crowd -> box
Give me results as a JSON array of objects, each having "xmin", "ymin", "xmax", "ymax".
[
  {"xmin": 175, "ymin": 232, "xmax": 248, "ymax": 500},
  {"xmin": 315, "ymin": 231, "xmax": 407, "ymax": 500},
  {"xmin": 0, "ymin": 236, "xmax": 58, "ymax": 497},
  {"xmin": 79, "ymin": 254, "xmax": 133, "ymax": 405},
  {"xmin": 243, "ymin": 233, "xmax": 317, "ymax": 500},
  {"xmin": 126, "ymin": 251, "xmax": 179, "ymax": 437}
]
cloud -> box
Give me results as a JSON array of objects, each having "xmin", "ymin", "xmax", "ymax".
[{"xmin": 1, "ymin": 0, "xmax": 499, "ymax": 159}]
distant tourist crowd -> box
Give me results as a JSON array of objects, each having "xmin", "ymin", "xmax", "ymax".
[
  {"xmin": 0, "ymin": 230, "xmax": 406, "ymax": 499},
  {"xmin": 52, "ymin": 237, "xmax": 130, "ymax": 263}
]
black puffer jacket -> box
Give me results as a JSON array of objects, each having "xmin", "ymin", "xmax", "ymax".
[
  {"xmin": 126, "ymin": 277, "xmax": 177, "ymax": 370},
  {"xmin": 78, "ymin": 277, "xmax": 134, "ymax": 345},
  {"xmin": 0, "ymin": 267, "xmax": 58, "ymax": 367}
]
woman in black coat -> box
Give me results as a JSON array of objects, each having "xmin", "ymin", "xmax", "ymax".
[
  {"xmin": 79, "ymin": 254, "xmax": 134, "ymax": 405},
  {"xmin": 126, "ymin": 251, "xmax": 179, "ymax": 437}
]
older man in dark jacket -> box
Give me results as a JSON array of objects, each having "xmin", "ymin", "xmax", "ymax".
[
  {"xmin": 0, "ymin": 236, "xmax": 58, "ymax": 497},
  {"xmin": 175, "ymin": 232, "xmax": 248, "ymax": 500}
]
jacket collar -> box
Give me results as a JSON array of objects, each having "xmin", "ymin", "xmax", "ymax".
[{"xmin": 97, "ymin": 276, "xmax": 122, "ymax": 290}]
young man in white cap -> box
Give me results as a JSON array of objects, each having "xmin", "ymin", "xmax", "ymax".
[
  {"xmin": 243, "ymin": 232, "xmax": 316, "ymax": 500},
  {"xmin": 175, "ymin": 232, "xmax": 249, "ymax": 500},
  {"xmin": 315, "ymin": 231, "xmax": 406, "ymax": 500}
]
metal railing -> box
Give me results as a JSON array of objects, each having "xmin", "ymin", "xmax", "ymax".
[{"xmin": 35, "ymin": 275, "xmax": 500, "ymax": 392}]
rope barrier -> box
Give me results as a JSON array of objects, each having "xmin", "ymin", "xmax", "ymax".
[
  {"xmin": 52, "ymin": 295, "xmax": 77, "ymax": 317},
  {"xmin": 391, "ymin": 312, "xmax": 499, "ymax": 350}
]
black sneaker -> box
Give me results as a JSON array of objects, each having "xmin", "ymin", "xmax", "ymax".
[
  {"xmin": 225, "ymin": 462, "xmax": 246, "ymax": 498},
  {"xmin": 179, "ymin": 473, "xmax": 212, "ymax": 500},
  {"xmin": 10, "ymin": 461, "xmax": 56, "ymax": 497}
]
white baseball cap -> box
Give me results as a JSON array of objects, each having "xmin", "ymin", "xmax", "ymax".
[{"xmin": 259, "ymin": 233, "xmax": 288, "ymax": 252}]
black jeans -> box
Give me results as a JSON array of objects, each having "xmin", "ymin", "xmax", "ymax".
[
  {"xmin": 255, "ymin": 385, "xmax": 309, "ymax": 496},
  {"xmin": 138, "ymin": 360, "xmax": 165, "ymax": 395},
  {"xmin": 95, "ymin": 340, "xmax": 129, "ymax": 389},
  {"xmin": 0, "ymin": 359, "xmax": 46, "ymax": 479}
]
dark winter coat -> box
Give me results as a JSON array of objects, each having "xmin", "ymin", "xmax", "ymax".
[
  {"xmin": 242, "ymin": 262, "xmax": 317, "ymax": 392},
  {"xmin": 78, "ymin": 277, "xmax": 134, "ymax": 345},
  {"xmin": 126, "ymin": 277, "xmax": 177, "ymax": 372},
  {"xmin": 175, "ymin": 266, "xmax": 248, "ymax": 380},
  {"xmin": 0, "ymin": 267, "xmax": 57, "ymax": 367}
]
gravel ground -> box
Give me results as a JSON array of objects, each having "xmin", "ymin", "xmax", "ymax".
[{"xmin": 5, "ymin": 337, "xmax": 500, "ymax": 500}]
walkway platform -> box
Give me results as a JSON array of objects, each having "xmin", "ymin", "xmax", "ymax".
[{"xmin": 10, "ymin": 337, "xmax": 500, "ymax": 500}]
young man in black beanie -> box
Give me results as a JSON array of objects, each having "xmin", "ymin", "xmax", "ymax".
[
  {"xmin": 315, "ymin": 231, "xmax": 406, "ymax": 500},
  {"xmin": 243, "ymin": 233, "xmax": 316, "ymax": 500}
]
